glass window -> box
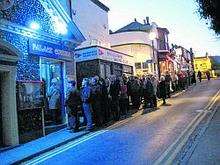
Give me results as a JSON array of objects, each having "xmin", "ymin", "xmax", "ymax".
[
  {"xmin": 142, "ymin": 62, "xmax": 149, "ymax": 69},
  {"xmin": 135, "ymin": 63, "xmax": 142, "ymax": 69}
]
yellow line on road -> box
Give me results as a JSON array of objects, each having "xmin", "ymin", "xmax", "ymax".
[{"xmin": 154, "ymin": 89, "xmax": 220, "ymax": 165}]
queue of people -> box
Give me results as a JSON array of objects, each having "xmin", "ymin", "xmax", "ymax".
[{"xmin": 65, "ymin": 71, "xmax": 198, "ymax": 132}]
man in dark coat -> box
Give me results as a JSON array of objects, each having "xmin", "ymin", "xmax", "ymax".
[
  {"xmin": 91, "ymin": 76, "xmax": 103, "ymax": 127},
  {"xmin": 66, "ymin": 80, "xmax": 81, "ymax": 132},
  {"xmin": 165, "ymin": 71, "xmax": 172, "ymax": 98},
  {"xmin": 109, "ymin": 75, "xmax": 121, "ymax": 121},
  {"xmin": 159, "ymin": 76, "xmax": 167, "ymax": 105}
]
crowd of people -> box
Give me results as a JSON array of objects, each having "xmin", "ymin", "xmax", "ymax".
[{"xmin": 65, "ymin": 70, "xmax": 201, "ymax": 132}]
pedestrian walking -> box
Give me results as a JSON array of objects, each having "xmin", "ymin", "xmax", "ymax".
[
  {"xmin": 206, "ymin": 71, "xmax": 211, "ymax": 81},
  {"xmin": 197, "ymin": 70, "xmax": 202, "ymax": 82},
  {"xmin": 81, "ymin": 78, "xmax": 93, "ymax": 131},
  {"xmin": 65, "ymin": 80, "xmax": 81, "ymax": 132}
]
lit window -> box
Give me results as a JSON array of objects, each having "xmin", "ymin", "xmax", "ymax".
[
  {"xmin": 135, "ymin": 63, "xmax": 141, "ymax": 69},
  {"xmin": 142, "ymin": 62, "xmax": 149, "ymax": 69}
]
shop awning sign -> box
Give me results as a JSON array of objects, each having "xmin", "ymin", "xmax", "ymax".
[
  {"xmin": 75, "ymin": 46, "xmax": 134, "ymax": 66},
  {"xmin": 29, "ymin": 39, "xmax": 74, "ymax": 61}
]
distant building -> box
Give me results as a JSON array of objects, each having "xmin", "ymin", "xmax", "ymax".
[
  {"xmin": 209, "ymin": 56, "xmax": 220, "ymax": 76},
  {"xmin": 110, "ymin": 18, "xmax": 158, "ymax": 77},
  {"xmin": 194, "ymin": 56, "xmax": 215, "ymax": 77}
]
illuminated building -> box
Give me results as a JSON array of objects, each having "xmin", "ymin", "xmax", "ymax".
[
  {"xmin": 0, "ymin": 0, "xmax": 85, "ymax": 147},
  {"xmin": 194, "ymin": 55, "xmax": 215, "ymax": 77}
]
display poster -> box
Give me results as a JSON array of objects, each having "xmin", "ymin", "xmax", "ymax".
[{"xmin": 17, "ymin": 81, "xmax": 44, "ymax": 110}]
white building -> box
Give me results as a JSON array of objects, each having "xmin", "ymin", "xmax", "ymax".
[
  {"xmin": 110, "ymin": 18, "xmax": 158, "ymax": 76},
  {"xmin": 68, "ymin": 0, "xmax": 134, "ymax": 80},
  {"xmin": 70, "ymin": 0, "xmax": 110, "ymax": 48}
]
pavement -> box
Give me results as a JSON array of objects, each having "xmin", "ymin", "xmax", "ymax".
[
  {"xmin": 187, "ymin": 104, "xmax": 220, "ymax": 165},
  {"xmin": 0, "ymin": 129, "xmax": 90, "ymax": 165},
  {"xmin": 1, "ymin": 79, "xmax": 219, "ymax": 165}
]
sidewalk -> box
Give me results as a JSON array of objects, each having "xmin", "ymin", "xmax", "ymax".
[
  {"xmin": 0, "ymin": 85, "xmax": 194, "ymax": 165},
  {"xmin": 0, "ymin": 129, "xmax": 89, "ymax": 165},
  {"xmin": 187, "ymin": 106, "xmax": 220, "ymax": 165}
]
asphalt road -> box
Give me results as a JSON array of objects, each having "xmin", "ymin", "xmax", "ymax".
[{"xmin": 26, "ymin": 79, "xmax": 220, "ymax": 165}]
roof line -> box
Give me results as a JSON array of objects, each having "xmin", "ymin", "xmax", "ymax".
[{"xmin": 90, "ymin": 0, "xmax": 110, "ymax": 12}]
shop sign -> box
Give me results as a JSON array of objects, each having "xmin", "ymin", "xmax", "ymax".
[
  {"xmin": 29, "ymin": 39, "xmax": 73, "ymax": 60},
  {"xmin": 75, "ymin": 46, "xmax": 134, "ymax": 66},
  {"xmin": 98, "ymin": 48, "xmax": 134, "ymax": 66},
  {"xmin": 75, "ymin": 47, "xmax": 98, "ymax": 62}
]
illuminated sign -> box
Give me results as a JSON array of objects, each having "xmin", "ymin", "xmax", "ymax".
[
  {"xmin": 29, "ymin": 39, "xmax": 73, "ymax": 60},
  {"xmin": 75, "ymin": 46, "xmax": 134, "ymax": 66}
]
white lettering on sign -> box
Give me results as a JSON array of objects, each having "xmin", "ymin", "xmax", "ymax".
[
  {"xmin": 55, "ymin": 49, "xmax": 72, "ymax": 57},
  {"xmin": 32, "ymin": 43, "xmax": 53, "ymax": 54}
]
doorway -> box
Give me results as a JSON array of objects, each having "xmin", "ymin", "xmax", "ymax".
[{"xmin": 40, "ymin": 58, "xmax": 65, "ymax": 133}]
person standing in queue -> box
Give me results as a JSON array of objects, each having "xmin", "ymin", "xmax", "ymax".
[
  {"xmin": 109, "ymin": 75, "xmax": 121, "ymax": 121},
  {"xmin": 159, "ymin": 76, "xmax": 167, "ymax": 105},
  {"xmin": 81, "ymin": 78, "xmax": 93, "ymax": 131},
  {"xmin": 165, "ymin": 71, "xmax": 172, "ymax": 98},
  {"xmin": 91, "ymin": 76, "xmax": 103, "ymax": 127},
  {"xmin": 66, "ymin": 80, "xmax": 81, "ymax": 132}
]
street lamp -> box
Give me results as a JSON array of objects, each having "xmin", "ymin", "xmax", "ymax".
[{"xmin": 149, "ymin": 32, "xmax": 160, "ymax": 78}]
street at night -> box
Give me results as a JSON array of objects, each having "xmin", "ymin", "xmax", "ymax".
[{"xmin": 22, "ymin": 79, "xmax": 220, "ymax": 165}]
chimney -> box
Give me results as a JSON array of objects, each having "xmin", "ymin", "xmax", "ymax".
[
  {"xmin": 146, "ymin": 17, "xmax": 150, "ymax": 25},
  {"xmin": 134, "ymin": 18, "xmax": 137, "ymax": 22}
]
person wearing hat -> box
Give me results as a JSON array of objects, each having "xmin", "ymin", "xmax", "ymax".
[{"xmin": 66, "ymin": 80, "xmax": 81, "ymax": 132}]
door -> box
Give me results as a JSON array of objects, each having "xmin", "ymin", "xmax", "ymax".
[{"xmin": 40, "ymin": 59, "xmax": 65, "ymax": 128}]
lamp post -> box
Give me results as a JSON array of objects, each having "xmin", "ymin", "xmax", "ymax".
[{"xmin": 149, "ymin": 32, "xmax": 160, "ymax": 78}]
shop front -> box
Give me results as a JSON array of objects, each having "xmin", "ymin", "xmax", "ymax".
[
  {"xmin": 75, "ymin": 46, "xmax": 134, "ymax": 84},
  {"xmin": 0, "ymin": 0, "xmax": 85, "ymax": 146}
]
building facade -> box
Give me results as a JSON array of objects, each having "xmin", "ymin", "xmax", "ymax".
[
  {"xmin": 194, "ymin": 55, "xmax": 215, "ymax": 77},
  {"xmin": 110, "ymin": 18, "xmax": 159, "ymax": 77},
  {"xmin": 71, "ymin": 0, "xmax": 134, "ymax": 81},
  {"xmin": 0, "ymin": 0, "xmax": 84, "ymax": 147}
]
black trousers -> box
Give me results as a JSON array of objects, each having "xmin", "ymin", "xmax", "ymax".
[
  {"xmin": 119, "ymin": 97, "xmax": 129, "ymax": 115},
  {"xmin": 92, "ymin": 101, "xmax": 103, "ymax": 127},
  {"xmin": 111, "ymin": 98, "xmax": 120, "ymax": 121}
]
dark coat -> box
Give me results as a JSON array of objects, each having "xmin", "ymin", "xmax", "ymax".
[{"xmin": 158, "ymin": 81, "xmax": 166, "ymax": 98}]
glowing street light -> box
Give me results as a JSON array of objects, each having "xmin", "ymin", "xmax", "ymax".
[{"xmin": 30, "ymin": 22, "xmax": 40, "ymax": 30}]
